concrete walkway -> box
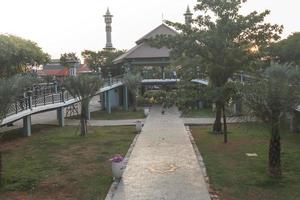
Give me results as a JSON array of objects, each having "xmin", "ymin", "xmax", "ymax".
[{"xmin": 111, "ymin": 106, "xmax": 210, "ymax": 200}]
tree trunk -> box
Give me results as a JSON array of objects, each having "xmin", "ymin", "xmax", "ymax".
[
  {"xmin": 223, "ymin": 105, "xmax": 228, "ymax": 143},
  {"xmin": 213, "ymin": 102, "xmax": 223, "ymax": 134},
  {"xmin": 269, "ymin": 115, "xmax": 281, "ymax": 177},
  {"xmin": 80, "ymin": 100, "xmax": 89, "ymax": 136},
  {"xmin": 80, "ymin": 117, "xmax": 87, "ymax": 136}
]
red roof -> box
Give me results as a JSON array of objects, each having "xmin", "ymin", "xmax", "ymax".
[
  {"xmin": 38, "ymin": 64, "xmax": 92, "ymax": 77},
  {"xmin": 38, "ymin": 68, "xmax": 69, "ymax": 77}
]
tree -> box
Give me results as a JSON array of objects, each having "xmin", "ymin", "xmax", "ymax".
[
  {"xmin": 81, "ymin": 49, "xmax": 125, "ymax": 76},
  {"xmin": 123, "ymin": 72, "xmax": 142, "ymax": 111},
  {"xmin": 0, "ymin": 74, "xmax": 41, "ymax": 183},
  {"xmin": 269, "ymin": 32, "xmax": 300, "ymax": 66},
  {"xmin": 60, "ymin": 53, "xmax": 80, "ymax": 76},
  {"xmin": 150, "ymin": 0, "xmax": 282, "ymax": 134},
  {"xmin": 0, "ymin": 34, "xmax": 50, "ymax": 78},
  {"xmin": 64, "ymin": 74, "xmax": 102, "ymax": 136},
  {"xmin": 0, "ymin": 78, "xmax": 15, "ymax": 182},
  {"xmin": 243, "ymin": 62, "xmax": 300, "ymax": 177}
]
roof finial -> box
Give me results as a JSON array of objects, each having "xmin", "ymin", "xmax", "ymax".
[
  {"xmin": 106, "ymin": 7, "xmax": 111, "ymax": 15},
  {"xmin": 184, "ymin": 5, "xmax": 193, "ymax": 26},
  {"xmin": 186, "ymin": 5, "xmax": 191, "ymax": 14}
]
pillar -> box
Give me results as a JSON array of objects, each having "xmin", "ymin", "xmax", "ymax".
[
  {"xmin": 161, "ymin": 66, "xmax": 165, "ymax": 79},
  {"xmin": 233, "ymin": 98, "xmax": 242, "ymax": 116},
  {"xmin": 57, "ymin": 107, "xmax": 65, "ymax": 127},
  {"xmin": 106, "ymin": 90, "xmax": 111, "ymax": 114},
  {"xmin": 23, "ymin": 115, "xmax": 32, "ymax": 136},
  {"xmin": 198, "ymin": 101, "xmax": 203, "ymax": 110},
  {"xmin": 123, "ymin": 86, "xmax": 129, "ymax": 111}
]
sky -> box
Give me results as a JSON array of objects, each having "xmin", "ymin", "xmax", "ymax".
[{"xmin": 1, "ymin": 0, "xmax": 299, "ymax": 59}]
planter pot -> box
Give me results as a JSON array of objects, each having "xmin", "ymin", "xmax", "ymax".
[
  {"xmin": 144, "ymin": 107, "xmax": 150, "ymax": 116},
  {"xmin": 136, "ymin": 121, "xmax": 142, "ymax": 133},
  {"xmin": 112, "ymin": 161, "xmax": 124, "ymax": 179}
]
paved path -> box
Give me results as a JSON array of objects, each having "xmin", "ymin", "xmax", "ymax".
[{"xmin": 111, "ymin": 106, "xmax": 210, "ymax": 200}]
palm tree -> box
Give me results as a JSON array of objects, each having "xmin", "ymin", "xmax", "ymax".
[
  {"xmin": 64, "ymin": 74, "xmax": 103, "ymax": 136},
  {"xmin": 123, "ymin": 72, "xmax": 142, "ymax": 111},
  {"xmin": 243, "ymin": 62, "xmax": 300, "ymax": 177}
]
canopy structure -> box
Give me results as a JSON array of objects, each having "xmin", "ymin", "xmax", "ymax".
[{"xmin": 113, "ymin": 24, "xmax": 177, "ymax": 67}]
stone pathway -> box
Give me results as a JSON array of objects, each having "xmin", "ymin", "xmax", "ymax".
[{"xmin": 110, "ymin": 106, "xmax": 210, "ymax": 200}]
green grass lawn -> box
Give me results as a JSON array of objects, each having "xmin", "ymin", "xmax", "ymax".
[
  {"xmin": 0, "ymin": 125, "xmax": 136, "ymax": 200},
  {"xmin": 182, "ymin": 108, "xmax": 215, "ymax": 118},
  {"xmin": 191, "ymin": 123, "xmax": 300, "ymax": 200},
  {"xmin": 69, "ymin": 107, "xmax": 145, "ymax": 120}
]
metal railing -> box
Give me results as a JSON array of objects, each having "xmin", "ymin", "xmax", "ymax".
[{"xmin": 4, "ymin": 76, "xmax": 123, "ymax": 119}]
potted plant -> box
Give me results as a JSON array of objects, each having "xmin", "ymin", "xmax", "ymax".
[
  {"xmin": 144, "ymin": 107, "xmax": 150, "ymax": 116},
  {"xmin": 136, "ymin": 120, "xmax": 143, "ymax": 133},
  {"xmin": 109, "ymin": 155, "xmax": 124, "ymax": 179}
]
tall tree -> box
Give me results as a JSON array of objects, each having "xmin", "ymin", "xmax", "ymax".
[
  {"xmin": 81, "ymin": 49, "xmax": 125, "ymax": 76},
  {"xmin": 123, "ymin": 72, "xmax": 142, "ymax": 111},
  {"xmin": 150, "ymin": 0, "xmax": 282, "ymax": 134},
  {"xmin": 64, "ymin": 74, "xmax": 102, "ymax": 136},
  {"xmin": 269, "ymin": 32, "xmax": 300, "ymax": 66},
  {"xmin": 243, "ymin": 62, "xmax": 300, "ymax": 177},
  {"xmin": 0, "ymin": 34, "xmax": 50, "ymax": 78}
]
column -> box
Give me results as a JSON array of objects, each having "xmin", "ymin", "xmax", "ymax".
[
  {"xmin": 57, "ymin": 107, "xmax": 65, "ymax": 127},
  {"xmin": 123, "ymin": 86, "xmax": 129, "ymax": 111},
  {"xmin": 106, "ymin": 90, "xmax": 111, "ymax": 114},
  {"xmin": 161, "ymin": 66, "xmax": 165, "ymax": 79},
  {"xmin": 23, "ymin": 115, "xmax": 32, "ymax": 137}
]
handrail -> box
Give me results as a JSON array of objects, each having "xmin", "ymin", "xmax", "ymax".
[{"xmin": 4, "ymin": 75, "xmax": 124, "ymax": 119}]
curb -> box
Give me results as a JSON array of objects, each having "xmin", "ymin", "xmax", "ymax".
[{"xmin": 185, "ymin": 126, "xmax": 220, "ymax": 200}]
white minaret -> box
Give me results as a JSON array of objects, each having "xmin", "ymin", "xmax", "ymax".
[
  {"xmin": 184, "ymin": 6, "xmax": 193, "ymax": 26},
  {"xmin": 103, "ymin": 8, "xmax": 114, "ymax": 50}
]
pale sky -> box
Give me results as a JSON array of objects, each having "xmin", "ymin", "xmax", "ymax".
[{"xmin": 1, "ymin": 0, "xmax": 299, "ymax": 59}]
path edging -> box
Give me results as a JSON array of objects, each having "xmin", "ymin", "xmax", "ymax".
[
  {"xmin": 104, "ymin": 133, "xmax": 140, "ymax": 200},
  {"xmin": 185, "ymin": 126, "xmax": 220, "ymax": 200}
]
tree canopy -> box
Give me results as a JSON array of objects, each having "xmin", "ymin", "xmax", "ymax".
[
  {"xmin": 81, "ymin": 49, "xmax": 125, "ymax": 76},
  {"xmin": 64, "ymin": 74, "xmax": 103, "ymax": 136},
  {"xmin": 60, "ymin": 52, "xmax": 80, "ymax": 69},
  {"xmin": 269, "ymin": 32, "xmax": 300, "ymax": 66},
  {"xmin": 150, "ymin": 0, "xmax": 283, "ymax": 134},
  {"xmin": 0, "ymin": 34, "xmax": 50, "ymax": 78}
]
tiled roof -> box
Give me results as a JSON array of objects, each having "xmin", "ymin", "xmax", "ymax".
[{"xmin": 113, "ymin": 24, "xmax": 178, "ymax": 64}]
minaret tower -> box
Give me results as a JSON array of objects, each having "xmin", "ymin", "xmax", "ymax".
[
  {"xmin": 103, "ymin": 8, "xmax": 114, "ymax": 50},
  {"xmin": 184, "ymin": 6, "xmax": 193, "ymax": 26}
]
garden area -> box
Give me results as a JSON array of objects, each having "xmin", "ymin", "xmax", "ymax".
[
  {"xmin": 0, "ymin": 125, "xmax": 136, "ymax": 200},
  {"xmin": 191, "ymin": 124, "xmax": 300, "ymax": 200}
]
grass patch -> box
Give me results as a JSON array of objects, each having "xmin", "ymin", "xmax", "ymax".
[
  {"xmin": 0, "ymin": 125, "xmax": 136, "ymax": 200},
  {"xmin": 69, "ymin": 107, "xmax": 145, "ymax": 120},
  {"xmin": 182, "ymin": 108, "xmax": 215, "ymax": 118},
  {"xmin": 191, "ymin": 123, "xmax": 300, "ymax": 200}
]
